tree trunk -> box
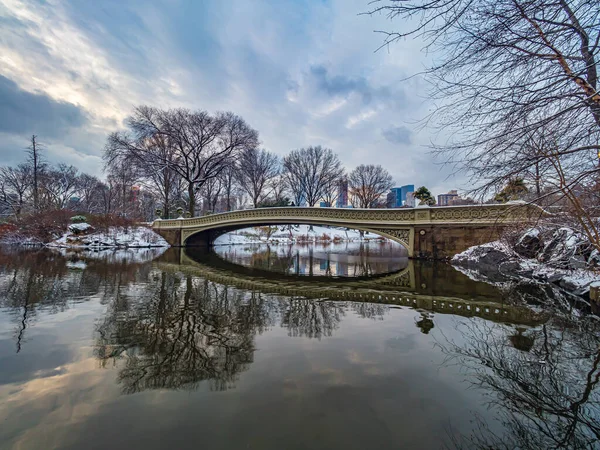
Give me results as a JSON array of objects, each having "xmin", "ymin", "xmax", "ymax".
[
  {"xmin": 163, "ymin": 198, "xmax": 170, "ymax": 219},
  {"xmin": 163, "ymin": 175, "xmax": 170, "ymax": 219},
  {"xmin": 31, "ymin": 136, "xmax": 39, "ymax": 212},
  {"xmin": 188, "ymin": 184, "xmax": 195, "ymax": 217}
]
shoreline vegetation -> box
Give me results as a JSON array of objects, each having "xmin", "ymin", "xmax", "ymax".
[{"xmin": 0, "ymin": 211, "xmax": 169, "ymax": 249}]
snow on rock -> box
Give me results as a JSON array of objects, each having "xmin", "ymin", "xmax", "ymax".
[
  {"xmin": 515, "ymin": 228, "xmax": 543, "ymax": 258},
  {"xmin": 50, "ymin": 226, "xmax": 170, "ymax": 248},
  {"xmin": 451, "ymin": 240, "xmax": 522, "ymax": 277},
  {"xmin": 452, "ymin": 225, "xmax": 600, "ymax": 297},
  {"xmin": 539, "ymin": 227, "xmax": 590, "ymax": 269},
  {"xmin": 68, "ymin": 223, "xmax": 93, "ymax": 233}
]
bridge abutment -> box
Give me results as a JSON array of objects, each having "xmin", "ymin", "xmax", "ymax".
[{"xmin": 413, "ymin": 225, "xmax": 505, "ymax": 260}]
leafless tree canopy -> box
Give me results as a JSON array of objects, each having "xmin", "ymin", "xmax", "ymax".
[
  {"xmin": 348, "ymin": 164, "xmax": 394, "ymax": 208},
  {"xmin": 369, "ymin": 0, "xmax": 600, "ymax": 247},
  {"xmin": 237, "ymin": 148, "xmax": 280, "ymax": 208},
  {"xmin": 282, "ymin": 146, "xmax": 344, "ymax": 206},
  {"xmin": 0, "ymin": 165, "xmax": 31, "ymax": 215},
  {"xmin": 105, "ymin": 106, "xmax": 259, "ymax": 216}
]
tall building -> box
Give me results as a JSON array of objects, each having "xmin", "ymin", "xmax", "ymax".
[
  {"xmin": 400, "ymin": 185, "xmax": 415, "ymax": 205},
  {"xmin": 405, "ymin": 191, "xmax": 415, "ymax": 207},
  {"xmin": 386, "ymin": 185, "xmax": 415, "ymax": 208},
  {"xmin": 336, "ymin": 179, "xmax": 348, "ymax": 208},
  {"xmin": 438, "ymin": 190, "xmax": 459, "ymax": 206},
  {"xmin": 386, "ymin": 188, "xmax": 402, "ymax": 208}
]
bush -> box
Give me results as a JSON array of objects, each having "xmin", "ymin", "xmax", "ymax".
[
  {"xmin": 9, "ymin": 210, "xmax": 74, "ymax": 243},
  {"xmin": 71, "ymin": 215, "xmax": 87, "ymax": 223},
  {"xmin": 86, "ymin": 214, "xmax": 136, "ymax": 232}
]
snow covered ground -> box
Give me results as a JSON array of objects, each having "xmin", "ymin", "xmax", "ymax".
[
  {"xmin": 214, "ymin": 225, "xmax": 386, "ymax": 246},
  {"xmin": 50, "ymin": 224, "xmax": 170, "ymax": 249}
]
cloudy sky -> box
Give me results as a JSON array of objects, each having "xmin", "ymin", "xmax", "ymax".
[{"xmin": 0, "ymin": 0, "xmax": 461, "ymax": 195}]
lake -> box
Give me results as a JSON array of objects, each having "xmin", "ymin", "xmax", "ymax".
[{"xmin": 0, "ymin": 243, "xmax": 598, "ymax": 449}]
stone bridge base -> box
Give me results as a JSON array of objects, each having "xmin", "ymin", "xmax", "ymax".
[
  {"xmin": 412, "ymin": 225, "xmax": 504, "ymax": 260},
  {"xmin": 156, "ymin": 224, "xmax": 505, "ymax": 260}
]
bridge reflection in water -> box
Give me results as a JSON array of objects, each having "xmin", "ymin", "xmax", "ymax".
[{"xmin": 156, "ymin": 248, "xmax": 546, "ymax": 326}]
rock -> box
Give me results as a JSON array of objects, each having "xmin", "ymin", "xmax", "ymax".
[
  {"xmin": 568, "ymin": 255, "xmax": 587, "ymax": 270},
  {"xmin": 452, "ymin": 242, "xmax": 523, "ymax": 282},
  {"xmin": 539, "ymin": 227, "xmax": 589, "ymax": 269},
  {"xmin": 68, "ymin": 223, "xmax": 94, "ymax": 235},
  {"xmin": 515, "ymin": 228, "xmax": 543, "ymax": 258},
  {"xmin": 588, "ymin": 249, "xmax": 600, "ymax": 268}
]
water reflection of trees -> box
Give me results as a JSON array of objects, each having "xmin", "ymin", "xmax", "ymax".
[
  {"xmin": 444, "ymin": 315, "xmax": 600, "ymax": 449},
  {"xmin": 282, "ymin": 298, "xmax": 345, "ymax": 339},
  {"xmin": 95, "ymin": 270, "xmax": 390, "ymax": 393},
  {"xmin": 0, "ymin": 247, "xmax": 153, "ymax": 352},
  {"xmin": 96, "ymin": 273, "xmax": 272, "ymax": 392}
]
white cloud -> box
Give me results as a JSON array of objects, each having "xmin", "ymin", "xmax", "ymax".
[{"xmin": 0, "ymin": 0, "xmax": 467, "ymax": 194}]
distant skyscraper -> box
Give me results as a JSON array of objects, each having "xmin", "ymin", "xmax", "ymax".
[
  {"xmin": 400, "ymin": 185, "xmax": 415, "ymax": 205},
  {"xmin": 405, "ymin": 191, "xmax": 415, "ymax": 207},
  {"xmin": 438, "ymin": 190, "xmax": 459, "ymax": 206},
  {"xmin": 336, "ymin": 178, "xmax": 348, "ymax": 208},
  {"xmin": 386, "ymin": 185, "xmax": 415, "ymax": 208}
]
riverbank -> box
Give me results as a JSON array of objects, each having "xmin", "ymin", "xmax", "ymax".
[
  {"xmin": 50, "ymin": 223, "xmax": 170, "ymax": 249},
  {"xmin": 452, "ymin": 226, "xmax": 600, "ymax": 298},
  {"xmin": 214, "ymin": 225, "xmax": 388, "ymax": 246}
]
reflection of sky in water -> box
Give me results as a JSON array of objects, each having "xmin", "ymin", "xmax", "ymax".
[
  {"xmin": 214, "ymin": 241, "xmax": 408, "ymax": 277},
  {"xmin": 0, "ymin": 247, "xmax": 598, "ymax": 450}
]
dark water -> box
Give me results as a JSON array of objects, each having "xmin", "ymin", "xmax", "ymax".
[{"xmin": 0, "ymin": 245, "xmax": 598, "ymax": 450}]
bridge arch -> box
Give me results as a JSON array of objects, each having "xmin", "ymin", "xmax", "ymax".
[
  {"xmin": 152, "ymin": 205, "xmax": 539, "ymax": 260},
  {"xmin": 183, "ymin": 220, "xmax": 412, "ymax": 254}
]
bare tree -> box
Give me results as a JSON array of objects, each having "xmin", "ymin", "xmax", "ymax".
[
  {"xmin": 282, "ymin": 146, "xmax": 344, "ymax": 207},
  {"xmin": 105, "ymin": 106, "xmax": 259, "ymax": 217},
  {"xmin": 199, "ymin": 174, "xmax": 224, "ymax": 214},
  {"xmin": 369, "ymin": 0, "xmax": 600, "ymax": 246},
  {"xmin": 26, "ymin": 135, "xmax": 45, "ymax": 211},
  {"xmin": 0, "ymin": 165, "xmax": 31, "ymax": 216},
  {"xmin": 219, "ymin": 164, "xmax": 240, "ymax": 211},
  {"xmin": 321, "ymin": 175, "xmax": 346, "ymax": 207},
  {"xmin": 76, "ymin": 174, "xmax": 109, "ymax": 214},
  {"xmin": 39, "ymin": 164, "xmax": 80, "ymax": 209},
  {"xmin": 105, "ymin": 160, "xmax": 141, "ymax": 217},
  {"xmin": 270, "ymin": 173, "xmax": 290, "ymax": 206},
  {"xmin": 237, "ymin": 148, "xmax": 280, "ymax": 208},
  {"xmin": 348, "ymin": 164, "xmax": 393, "ymax": 208}
]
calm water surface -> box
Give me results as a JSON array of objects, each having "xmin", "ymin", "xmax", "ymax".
[{"xmin": 0, "ymin": 244, "xmax": 598, "ymax": 450}]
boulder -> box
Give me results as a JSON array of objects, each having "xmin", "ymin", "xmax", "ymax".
[
  {"xmin": 68, "ymin": 222, "xmax": 94, "ymax": 235},
  {"xmin": 452, "ymin": 241, "xmax": 521, "ymax": 280},
  {"xmin": 539, "ymin": 227, "xmax": 588, "ymax": 269},
  {"xmin": 515, "ymin": 228, "xmax": 543, "ymax": 258}
]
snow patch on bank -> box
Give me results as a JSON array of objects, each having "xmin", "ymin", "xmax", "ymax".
[
  {"xmin": 452, "ymin": 232, "xmax": 600, "ymax": 296},
  {"xmin": 50, "ymin": 225, "xmax": 170, "ymax": 249}
]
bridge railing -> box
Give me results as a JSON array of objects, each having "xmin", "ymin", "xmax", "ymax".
[{"xmin": 152, "ymin": 203, "xmax": 545, "ymax": 230}]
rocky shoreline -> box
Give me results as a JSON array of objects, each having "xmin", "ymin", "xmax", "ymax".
[{"xmin": 451, "ymin": 226, "xmax": 600, "ymax": 298}]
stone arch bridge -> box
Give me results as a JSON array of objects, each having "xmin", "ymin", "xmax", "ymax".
[{"xmin": 152, "ymin": 204, "xmax": 542, "ymax": 259}]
